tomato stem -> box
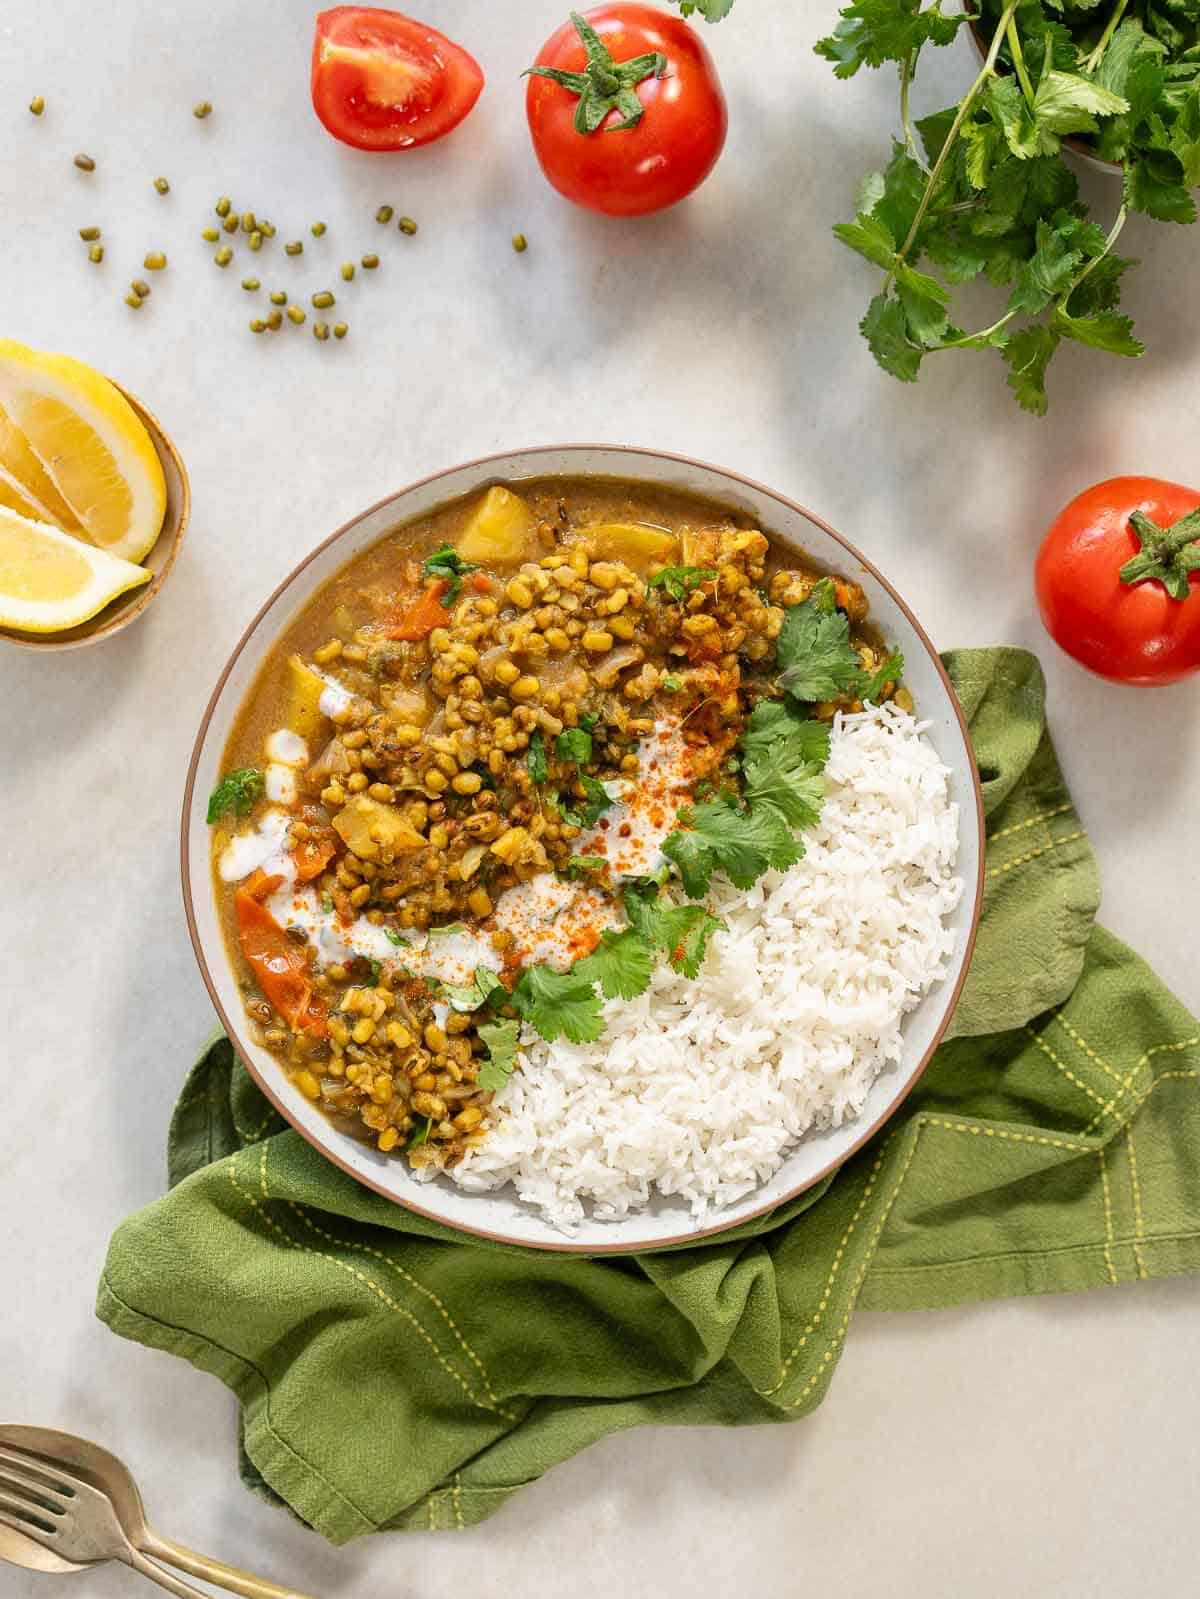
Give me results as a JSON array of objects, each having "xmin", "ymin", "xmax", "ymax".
[
  {"xmin": 1121, "ymin": 509, "xmax": 1200, "ymax": 601},
  {"xmin": 525, "ymin": 10, "xmax": 666, "ymax": 135}
]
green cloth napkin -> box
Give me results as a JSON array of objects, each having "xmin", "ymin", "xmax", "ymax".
[{"xmin": 98, "ymin": 648, "xmax": 1200, "ymax": 1542}]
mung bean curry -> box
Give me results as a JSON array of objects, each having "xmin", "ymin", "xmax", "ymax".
[{"xmin": 208, "ymin": 477, "xmax": 910, "ymax": 1171}]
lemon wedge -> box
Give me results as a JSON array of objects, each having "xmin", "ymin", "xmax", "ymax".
[
  {"xmin": 0, "ymin": 341, "xmax": 166, "ymax": 563},
  {"xmin": 0, "ymin": 507, "xmax": 152, "ymax": 633}
]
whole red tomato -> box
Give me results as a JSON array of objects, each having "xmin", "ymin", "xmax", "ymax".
[
  {"xmin": 311, "ymin": 7, "xmax": 484, "ymax": 152},
  {"xmin": 1035, "ymin": 476, "xmax": 1200, "ymax": 686},
  {"xmin": 526, "ymin": 5, "xmax": 727, "ymax": 217}
]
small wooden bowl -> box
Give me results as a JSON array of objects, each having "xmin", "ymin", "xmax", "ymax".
[{"xmin": 0, "ymin": 383, "xmax": 190, "ymax": 652}]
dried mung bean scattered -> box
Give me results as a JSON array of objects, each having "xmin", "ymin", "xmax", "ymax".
[
  {"xmin": 512, "ymin": 232, "xmax": 528, "ymax": 253},
  {"xmin": 29, "ymin": 95, "xmax": 45, "ymax": 116},
  {"xmin": 201, "ymin": 227, "xmax": 220, "ymax": 242},
  {"xmin": 153, "ymin": 177, "xmax": 170, "ymax": 195},
  {"xmin": 375, "ymin": 205, "xmax": 393, "ymax": 223},
  {"xmin": 361, "ymin": 252, "xmax": 379, "ymax": 270},
  {"xmin": 313, "ymin": 321, "xmax": 330, "ymax": 341},
  {"xmin": 333, "ymin": 322, "xmax": 347, "ymax": 339},
  {"xmin": 269, "ymin": 289, "xmax": 287, "ymax": 305},
  {"xmin": 74, "ymin": 153, "xmax": 96, "ymax": 172},
  {"xmin": 124, "ymin": 293, "xmax": 142, "ymax": 309},
  {"xmin": 214, "ymin": 245, "xmax": 233, "ymax": 267},
  {"xmin": 249, "ymin": 230, "xmax": 262, "ymax": 251},
  {"xmin": 222, "ymin": 214, "xmax": 239, "ymax": 234},
  {"xmin": 242, "ymin": 276, "xmax": 260, "ymax": 291},
  {"xmin": 397, "ymin": 215, "xmax": 418, "ymax": 235},
  {"xmin": 143, "ymin": 251, "xmax": 167, "ymax": 270},
  {"xmin": 249, "ymin": 318, "xmax": 267, "ymax": 334},
  {"xmin": 340, "ymin": 262, "xmax": 355, "ymax": 281},
  {"xmin": 287, "ymin": 305, "xmax": 306, "ymax": 325},
  {"xmin": 285, "ymin": 240, "xmax": 303, "ymax": 256},
  {"xmin": 311, "ymin": 221, "xmax": 326, "ymax": 236},
  {"xmin": 131, "ymin": 279, "xmax": 151, "ymax": 299},
  {"xmin": 266, "ymin": 308, "xmax": 283, "ymax": 330},
  {"xmin": 261, "ymin": 220, "xmax": 276, "ymax": 238},
  {"xmin": 240, "ymin": 212, "xmax": 256, "ymax": 233},
  {"xmin": 312, "ymin": 290, "xmax": 335, "ymax": 309},
  {"xmin": 79, "ymin": 226, "xmax": 101, "ymax": 242},
  {"xmin": 215, "ymin": 197, "xmax": 232, "ymax": 217},
  {"xmin": 193, "ymin": 101, "xmax": 213, "ymax": 119},
  {"xmin": 87, "ymin": 244, "xmax": 104, "ymax": 264}
]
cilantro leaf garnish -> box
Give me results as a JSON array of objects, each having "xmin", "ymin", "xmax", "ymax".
[
  {"xmin": 422, "ymin": 544, "xmax": 478, "ymax": 607},
  {"xmin": 527, "ymin": 728, "xmax": 548, "ymax": 785},
  {"xmin": 741, "ymin": 746, "xmax": 825, "ymax": 831},
  {"xmin": 622, "ymin": 886, "xmax": 724, "ymax": 980},
  {"xmin": 511, "ymin": 962, "xmax": 605, "ymax": 1044},
  {"xmin": 858, "ymin": 650, "xmax": 905, "ymax": 704},
  {"xmin": 476, "ymin": 1017, "xmax": 521, "ymax": 1093},
  {"xmin": 384, "ymin": 928, "xmax": 412, "ymax": 947},
  {"xmin": 561, "ymin": 776, "xmax": 623, "ymax": 830},
  {"xmin": 566, "ymin": 854, "xmax": 607, "ymax": 879},
  {"xmin": 575, "ymin": 927, "xmax": 654, "ymax": 1001},
  {"xmin": 407, "ymin": 1115, "xmax": 431, "ymax": 1149},
  {"xmin": 776, "ymin": 593, "xmax": 864, "ymax": 703},
  {"xmin": 556, "ymin": 726, "xmax": 593, "ymax": 765},
  {"xmin": 428, "ymin": 922, "xmax": 467, "ymax": 938},
  {"xmin": 741, "ymin": 700, "xmax": 831, "ymax": 766},
  {"xmin": 664, "ymin": 795, "xmax": 802, "ymax": 897},
  {"xmin": 579, "ymin": 710, "xmax": 600, "ymax": 731},
  {"xmin": 206, "ymin": 767, "xmax": 265, "ymax": 824},
  {"xmin": 647, "ymin": 565, "xmax": 717, "ymax": 603},
  {"xmin": 443, "ymin": 967, "xmax": 505, "ymax": 1013}
]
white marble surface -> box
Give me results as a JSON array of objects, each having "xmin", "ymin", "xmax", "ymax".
[{"xmin": 2, "ymin": 2, "xmax": 1198, "ymax": 1595}]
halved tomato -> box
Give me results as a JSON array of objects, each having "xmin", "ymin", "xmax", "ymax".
[{"xmin": 311, "ymin": 6, "xmax": 484, "ymax": 151}]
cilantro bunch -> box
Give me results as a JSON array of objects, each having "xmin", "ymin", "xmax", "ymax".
[{"xmin": 817, "ymin": 0, "xmax": 1200, "ymax": 412}]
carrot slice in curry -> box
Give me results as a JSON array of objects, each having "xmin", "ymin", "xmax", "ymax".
[
  {"xmin": 384, "ymin": 578, "xmax": 449, "ymax": 640},
  {"xmin": 293, "ymin": 831, "xmax": 338, "ymax": 882},
  {"xmin": 235, "ymin": 877, "xmax": 328, "ymax": 1037}
]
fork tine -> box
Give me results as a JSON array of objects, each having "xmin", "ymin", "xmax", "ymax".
[
  {"xmin": 0, "ymin": 1490, "xmax": 58, "ymax": 1537},
  {"xmin": 0, "ymin": 1462, "xmax": 69, "ymax": 1516},
  {"xmin": 0, "ymin": 1446, "xmax": 78, "ymax": 1499}
]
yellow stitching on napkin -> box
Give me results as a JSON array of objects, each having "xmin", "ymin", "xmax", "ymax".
[
  {"xmin": 454, "ymin": 1472, "xmax": 465, "ymax": 1530},
  {"xmin": 427, "ymin": 1496, "xmax": 436, "ymax": 1532},
  {"xmin": 758, "ymin": 1137, "xmax": 896, "ymax": 1398},
  {"xmin": 233, "ymin": 1108, "xmax": 278, "ymax": 1145},
  {"xmin": 1124, "ymin": 1127, "xmax": 1148, "ymax": 1280},
  {"xmin": 1025, "ymin": 1024, "xmax": 1111, "ymax": 1117},
  {"xmin": 259, "ymin": 1140, "xmax": 269, "ymax": 1198},
  {"xmin": 1050, "ymin": 1012, "xmax": 1124, "ymax": 1087},
  {"xmin": 1082, "ymin": 1038, "xmax": 1200, "ymax": 1135},
  {"xmin": 781, "ymin": 1126, "xmax": 923, "ymax": 1410},
  {"xmin": 228, "ymin": 1157, "xmax": 508, "ymax": 1422},
  {"xmin": 985, "ymin": 830, "xmax": 1086, "ymax": 881},
  {"xmin": 1098, "ymin": 1147, "xmax": 1119, "ymax": 1285},
  {"xmin": 988, "ymin": 803, "xmax": 1074, "ymax": 843},
  {"xmin": 287, "ymin": 1203, "xmax": 517, "ymax": 1423},
  {"xmin": 921, "ymin": 1117, "xmax": 1090, "ymax": 1152}
]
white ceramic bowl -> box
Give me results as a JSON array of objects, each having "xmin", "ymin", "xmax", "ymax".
[{"xmin": 183, "ymin": 446, "xmax": 984, "ymax": 1253}]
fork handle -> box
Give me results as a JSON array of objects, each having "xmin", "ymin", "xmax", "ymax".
[
  {"xmin": 123, "ymin": 1545, "xmax": 215, "ymax": 1599},
  {"xmin": 140, "ymin": 1528, "xmax": 320, "ymax": 1599}
]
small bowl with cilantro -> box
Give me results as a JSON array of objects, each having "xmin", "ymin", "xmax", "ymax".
[{"xmin": 184, "ymin": 447, "xmax": 983, "ymax": 1251}]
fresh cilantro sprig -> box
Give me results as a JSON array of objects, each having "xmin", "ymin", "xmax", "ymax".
[
  {"xmin": 556, "ymin": 726, "xmax": 593, "ymax": 765},
  {"xmin": 575, "ymin": 928, "xmax": 654, "ymax": 1000},
  {"xmin": 422, "ymin": 544, "xmax": 478, "ymax": 606},
  {"xmin": 207, "ymin": 767, "xmax": 265, "ymax": 823},
  {"xmin": 476, "ymin": 1017, "xmax": 521, "ymax": 1093},
  {"xmin": 647, "ymin": 565, "xmax": 718, "ymax": 603},
  {"xmin": 511, "ymin": 962, "xmax": 605, "ymax": 1044},
  {"xmin": 776, "ymin": 585, "xmax": 904, "ymax": 706},
  {"xmin": 815, "ymin": 0, "xmax": 1197, "ymax": 411},
  {"xmin": 670, "ymin": 0, "xmax": 737, "ymax": 19},
  {"xmin": 443, "ymin": 967, "xmax": 505, "ymax": 1013},
  {"xmin": 560, "ymin": 776, "xmax": 623, "ymax": 829},
  {"xmin": 566, "ymin": 854, "xmax": 608, "ymax": 879},
  {"xmin": 623, "ymin": 885, "xmax": 724, "ymax": 979}
]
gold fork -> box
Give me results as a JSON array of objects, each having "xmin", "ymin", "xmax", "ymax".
[{"xmin": 0, "ymin": 1427, "xmax": 317, "ymax": 1599}]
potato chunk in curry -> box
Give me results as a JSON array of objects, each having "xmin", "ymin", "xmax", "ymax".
[{"xmin": 332, "ymin": 795, "xmax": 425, "ymax": 860}]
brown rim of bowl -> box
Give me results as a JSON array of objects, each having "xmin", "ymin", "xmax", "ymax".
[
  {"xmin": 181, "ymin": 444, "xmax": 987, "ymax": 1255},
  {"xmin": 0, "ymin": 382, "xmax": 191, "ymax": 653}
]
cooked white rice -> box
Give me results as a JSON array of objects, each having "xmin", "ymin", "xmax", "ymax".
[{"xmin": 438, "ymin": 703, "xmax": 962, "ymax": 1232}]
